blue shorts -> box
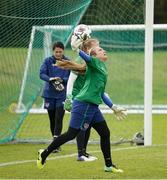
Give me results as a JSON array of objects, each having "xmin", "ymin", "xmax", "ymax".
[
  {"xmin": 44, "ymin": 98, "xmax": 64, "ymax": 110},
  {"xmin": 69, "ymin": 100, "xmax": 105, "ymax": 130}
]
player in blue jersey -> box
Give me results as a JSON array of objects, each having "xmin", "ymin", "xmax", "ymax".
[
  {"xmin": 39, "ymin": 42, "xmax": 70, "ymax": 152},
  {"xmin": 37, "ymin": 40, "xmax": 127, "ymax": 172}
]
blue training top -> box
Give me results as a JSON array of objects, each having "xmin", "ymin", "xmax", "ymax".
[{"xmin": 39, "ymin": 55, "xmax": 70, "ymax": 99}]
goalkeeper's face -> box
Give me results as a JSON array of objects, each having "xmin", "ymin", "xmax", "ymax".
[
  {"xmin": 92, "ymin": 46, "xmax": 107, "ymax": 62},
  {"xmin": 53, "ymin": 47, "xmax": 64, "ymax": 60}
]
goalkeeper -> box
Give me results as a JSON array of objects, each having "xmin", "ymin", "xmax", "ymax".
[
  {"xmin": 53, "ymin": 26, "xmax": 99, "ymax": 161},
  {"xmin": 56, "ymin": 28, "xmax": 125, "ymax": 161},
  {"xmin": 65, "ymin": 37, "xmax": 99, "ymax": 162},
  {"xmin": 39, "ymin": 41, "xmax": 70, "ymax": 152},
  {"xmin": 37, "ymin": 41, "xmax": 127, "ymax": 173}
]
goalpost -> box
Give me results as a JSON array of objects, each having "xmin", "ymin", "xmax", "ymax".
[{"xmin": 144, "ymin": 0, "xmax": 154, "ymax": 146}]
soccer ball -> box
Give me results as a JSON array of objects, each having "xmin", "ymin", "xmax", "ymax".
[
  {"xmin": 73, "ymin": 24, "xmax": 91, "ymax": 40},
  {"xmin": 133, "ymin": 132, "xmax": 144, "ymax": 146}
]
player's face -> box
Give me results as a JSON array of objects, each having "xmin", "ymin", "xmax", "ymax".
[
  {"xmin": 94, "ymin": 47, "xmax": 107, "ymax": 61},
  {"xmin": 53, "ymin": 47, "xmax": 64, "ymax": 60}
]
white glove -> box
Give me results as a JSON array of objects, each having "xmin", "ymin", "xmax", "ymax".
[
  {"xmin": 111, "ymin": 105, "xmax": 127, "ymax": 120},
  {"xmin": 71, "ymin": 34, "xmax": 83, "ymax": 51},
  {"xmin": 49, "ymin": 77, "xmax": 63, "ymax": 83}
]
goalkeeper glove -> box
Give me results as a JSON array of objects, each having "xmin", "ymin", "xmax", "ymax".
[
  {"xmin": 71, "ymin": 35, "xmax": 83, "ymax": 51},
  {"xmin": 71, "ymin": 32, "xmax": 90, "ymax": 51},
  {"xmin": 49, "ymin": 77, "xmax": 64, "ymax": 92},
  {"xmin": 111, "ymin": 105, "xmax": 127, "ymax": 120},
  {"xmin": 64, "ymin": 95, "xmax": 73, "ymax": 112}
]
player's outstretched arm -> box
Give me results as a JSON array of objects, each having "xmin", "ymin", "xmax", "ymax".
[
  {"xmin": 53, "ymin": 60, "xmax": 86, "ymax": 73},
  {"xmin": 102, "ymin": 92, "xmax": 127, "ymax": 120},
  {"xmin": 102, "ymin": 92, "xmax": 113, "ymax": 108},
  {"xmin": 79, "ymin": 50, "xmax": 91, "ymax": 62}
]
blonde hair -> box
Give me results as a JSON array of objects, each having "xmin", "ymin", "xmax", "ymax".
[{"xmin": 81, "ymin": 38, "xmax": 99, "ymax": 53}]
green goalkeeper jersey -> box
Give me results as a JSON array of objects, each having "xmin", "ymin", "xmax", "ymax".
[
  {"xmin": 75, "ymin": 57, "xmax": 108, "ymax": 105},
  {"xmin": 72, "ymin": 56, "xmax": 86, "ymax": 97}
]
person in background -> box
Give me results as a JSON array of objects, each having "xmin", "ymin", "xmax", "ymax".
[{"xmin": 39, "ymin": 41, "xmax": 70, "ymax": 152}]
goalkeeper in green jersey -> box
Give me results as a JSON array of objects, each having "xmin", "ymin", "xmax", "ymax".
[
  {"xmin": 55, "ymin": 38, "xmax": 99, "ymax": 161},
  {"xmin": 64, "ymin": 38, "xmax": 99, "ymax": 161},
  {"xmin": 37, "ymin": 38, "xmax": 127, "ymax": 173},
  {"xmin": 56, "ymin": 33, "xmax": 127, "ymax": 161},
  {"xmin": 55, "ymin": 26, "xmax": 100, "ymax": 161}
]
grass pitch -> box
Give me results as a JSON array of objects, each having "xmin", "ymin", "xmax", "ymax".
[
  {"xmin": 0, "ymin": 144, "xmax": 166, "ymax": 179},
  {"xmin": 0, "ymin": 114, "xmax": 167, "ymax": 179}
]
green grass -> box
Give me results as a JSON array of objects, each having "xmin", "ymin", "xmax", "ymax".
[
  {"xmin": 0, "ymin": 114, "xmax": 167, "ymax": 178},
  {"xmin": 0, "ymin": 143, "xmax": 166, "ymax": 178}
]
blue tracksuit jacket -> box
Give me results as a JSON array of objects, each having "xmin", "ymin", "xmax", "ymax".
[{"xmin": 39, "ymin": 55, "xmax": 70, "ymax": 99}]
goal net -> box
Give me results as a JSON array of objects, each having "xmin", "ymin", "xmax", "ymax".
[{"xmin": 0, "ymin": 0, "xmax": 167, "ymax": 144}]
